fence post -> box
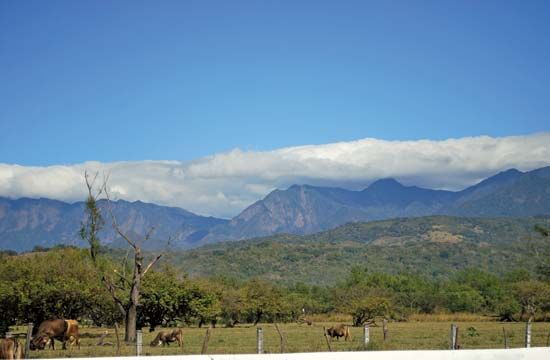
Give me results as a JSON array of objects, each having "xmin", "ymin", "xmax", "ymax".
[
  {"xmin": 525, "ymin": 320, "xmax": 532, "ymax": 348},
  {"xmin": 256, "ymin": 327, "xmax": 264, "ymax": 354},
  {"xmin": 201, "ymin": 326, "xmax": 212, "ymax": 355},
  {"xmin": 383, "ymin": 319, "xmax": 388, "ymax": 341},
  {"xmin": 363, "ymin": 324, "xmax": 370, "ymax": 348},
  {"xmin": 502, "ymin": 327, "xmax": 508, "ymax": 349},
  {"xmin": 136, "ymin": 329, "xmax": 142, "ymax": 356},
  {"xmin": 450, "ymin": 324, "xmax": 458, "ymax": 350},
  {"xmin": 24, "ymin": 322, "xmax": 33, "ymax": 359}
]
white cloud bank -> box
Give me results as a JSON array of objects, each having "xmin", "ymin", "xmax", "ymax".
[{"xmin": 1, "ymin": 133, "xmax": 550, "ymax": 218}]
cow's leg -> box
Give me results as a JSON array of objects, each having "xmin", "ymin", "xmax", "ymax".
[{"xmin": 69, "ymin": 337, "xmax": 77, "ymax": 351}]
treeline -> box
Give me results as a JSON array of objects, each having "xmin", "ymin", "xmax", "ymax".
[{"xmin": 1, "ymin": 247, "xmax": 549, "ymax": 335}]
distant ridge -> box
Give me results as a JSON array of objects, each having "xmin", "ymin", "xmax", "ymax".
[
  {"xmin": 201, "ymin": 166, "xmax": 549, "ymax": 244},
  {"xmin": 1, "ymin": 166, "xmax": 550, "ymax": 251},
  {"xmin": 0, "ymin": 197, "xmax": 227, "ymax": 251}
]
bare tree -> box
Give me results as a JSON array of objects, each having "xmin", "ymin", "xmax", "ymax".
[{"xmin": 80, "ymin": 171, "xmax": 164, "ymax": 342}]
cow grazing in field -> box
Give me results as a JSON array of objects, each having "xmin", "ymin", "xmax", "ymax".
[
  {"xmin": 30, "ymin": 319, "xmax": 80, "ymax": 351},
  {"xmin": 0, "ymin": 337, "xmax": 23, "ymax": 359},
  {"xmin": 150, "ymin": 329, "xmax": 183, "ymax": 347},
  {"xmin": 325, "ymin": 324, "xmax": 351, "ymax": 341}
]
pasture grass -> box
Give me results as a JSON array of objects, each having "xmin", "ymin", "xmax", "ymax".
[{"xmin": 13, "ymin": 321, "xmax": 550, "ymax": 358}]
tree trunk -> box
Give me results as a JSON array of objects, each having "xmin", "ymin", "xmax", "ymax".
[
  {"xmin": 126, "ymin": 250, "xmax": 142, "ymax": 342},
  {"xmin": 125, "ymin": 305, "xmax": 137, "ymax": 342}
]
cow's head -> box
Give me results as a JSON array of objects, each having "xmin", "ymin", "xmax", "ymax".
[
  {"xmin": 30, "ymin": 335, "xmax": 50, "ymax": 350},
  {"xmin": 150, "ymin": 339, "xmax": 162, "ymax": 347}
]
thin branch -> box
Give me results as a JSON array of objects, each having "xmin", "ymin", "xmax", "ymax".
[
  {"xmin": 103, "ymin": 185, "xmax": 136, "ymax": 249},
  {"xmin": 121, "ymin": 248, "xmax": 131, "ymax": 279},
  {"xmin": 143, "ymin": 253, "xmax": 163, "ymax": 276},
  {"xmin": 102, "ymin": 276, "xmax": 127, "ymax": 316},
  {"xmin": 113, "ymin": 268, "xmax": 132, "ymax": 287},
  {"xmin": 84, "ymin": 170, "xmax": 104, "ymax": 199}
]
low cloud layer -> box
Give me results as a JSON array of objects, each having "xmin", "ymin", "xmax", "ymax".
[{"xmin": 1, "ymin": 133, "xmax": 550, "ymax": 218}]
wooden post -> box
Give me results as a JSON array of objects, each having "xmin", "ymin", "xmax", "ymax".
[
  {"xmin": 256, "ymin": 327, "xmax": 264, "ymax": 354},
  {"xmin": 525, "ymin": 320, "xmax": 532, "ymax": 348},
  {"xmin": 274, "ymin": 323, "xmax": 286, "ymax": 353},
  {"xmin": 136, "ymin": 329, "xmax": 142, "ymax": 356},
  {"xmin": 502, "ymin": 327, "xmax": 508, "ymax": 349},
  {"xmin": 201, "ymin": 326, "xmax": 211, "ymax": 355},
  {"xmin": 323, "ymin": 327, "xmax": 332, "ymax": 352},
  {"xmin": 383, "ymin": 319, "xmax": 388, "ymax": 341},
  {"xmin": 114, "ymin": 322, "xmax": 121, "ymax": 356},
  {"xmin": 363, "ymin": 324, "xmax": 370, "ymax": 348},
  {"xmin": 450, "ymin": 324, "xmax": 458, "ymax": 350},
  {"xmin": 24, "ymin": 323, "xmax": 33, "ymax": 359},
  {"xmin": 546, "ymin": 331, "xmax": 550, "ymax": 347}
]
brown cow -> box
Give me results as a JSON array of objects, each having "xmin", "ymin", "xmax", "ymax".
[
  {"xmin": 30, "ymin": 319, "xmax": 80, "ymax": 351},
  {"xmin": 0, "ymin": 338, "xmax": 23, "ymax": 359},
  {"xmin": 150, "ymin": 329, "xmax": 183, "ymax": 347},
  {"xmin": 325, "ymin": 324, "xmax": 351, "ymax": 341}
]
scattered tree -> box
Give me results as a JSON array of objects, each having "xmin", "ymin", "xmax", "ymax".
[{"xmin": 80, "ymin": 172, "xmax": 166, "ymax": 342}]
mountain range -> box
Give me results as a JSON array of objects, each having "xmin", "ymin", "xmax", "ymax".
[
  {"xmin": 1, "ymin": 166, "xmax": 549, "ymax": 251},
  {"xmin": 202, "ymin": 166, "xmax": 550, "ymax": 243},
  {"xmin": 0, "ymin": 198, "xmax": 226, "ymax": 251}
]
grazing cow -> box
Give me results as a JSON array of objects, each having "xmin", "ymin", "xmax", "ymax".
[
  {"xmin": 0, "ymin": 338, "xmax": 23, "ymax": 359},
  {"xmin": 30, "ymin": 319, "xmax": 80, "ymax": 351},
  {"xmin": 150, "ymin": 329, "xmax": 183, "ymax": 347},
  {"xmin": 325, "ymin": 324, "xmax": 351, "ymax": 341}
]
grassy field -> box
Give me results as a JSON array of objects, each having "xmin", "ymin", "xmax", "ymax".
[{"xmin": 13, "ymin": 321, "xmax": 550, "ymax": 358}]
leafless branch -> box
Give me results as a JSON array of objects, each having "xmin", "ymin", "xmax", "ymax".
[
  {"xmin": 112, "ymin": 268, "xmax": 132, "ymax": 287},
  {"xmin": 103, "ymin": 185, "xmax": 137, "ymax": 249},
  {"xmin": 102, "ymin": 276, "xmax": 126, "ymax": 316},
  {"xmin": 84, "ymin": 170, "xmax": 105, "ymax": 200},
  {"xmin": 143, "ymin": 253, "xmax": 163, "ymax": 276},
  {"xmin": 121, "ymin": 248, "xmax": 131, "ymax": 279}
]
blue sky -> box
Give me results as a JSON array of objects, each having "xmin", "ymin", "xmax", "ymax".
[{"xmin": 1, "ymin": 0, "xmax": 549, "ymax": 166}]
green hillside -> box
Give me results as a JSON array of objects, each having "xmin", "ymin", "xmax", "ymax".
[{"xmin": 166, "ymin": 216, "xmax": 550, "ymax": 285}]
